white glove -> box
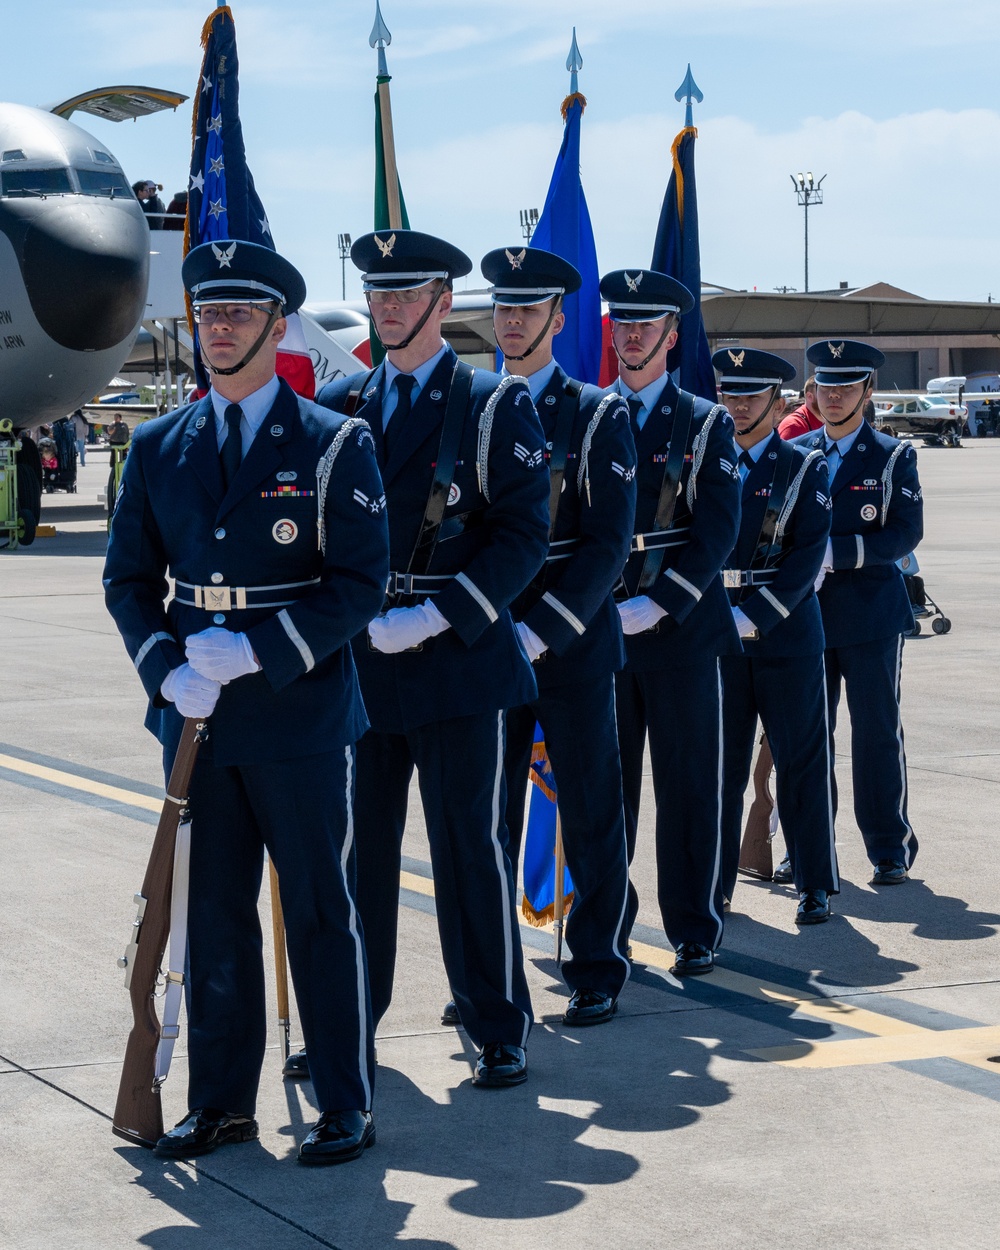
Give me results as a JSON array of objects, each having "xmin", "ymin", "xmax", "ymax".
[
  {"xmin": 516, "ymin": 621, "xmax": 548, "ymax": 663},
  {"xmin": 161, "ymin": 664, "xmax": 222, "ymax": 718},
  {"xmin": 821, "ymin": 539, "xmax": 834, "ymax": 572},
  {"xmin": 732, "ymin": 607, "xmax": 759, "ymax": 640},
  {"xmin": 368, "ymin": 599, "xmax": 450, "ymax": 654},
  {"xmin": 813, "ymin": 567, "xmax": 827, "ymax": 593},
  {"xmin": 618, "ymin": 596, "xmax": 668, "ymax": 636},
  {"xmin": 185, "ymin": 627, "xmax": 261, "ymax": 682}
]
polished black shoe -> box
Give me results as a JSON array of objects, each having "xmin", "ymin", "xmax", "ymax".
[
  {"xmin": 872, "ymin": 859, "xmax": 909, "ymax": 885},
  {"xmin": 671, "ymin": 942, "xmax": 714, "ymax": 977},
  {"xmin": 283, "ymin": 1047, "xmax": 309, "ymax": 1079},
  {"xmin": 562, "ymin": 988, "xmax": 618, "ymax": 1027},
  {"xmin": 772, "ymin": 855, "xmax": 793, "ymax": 884},
  {"xmin": 441, "ymin": 999, "xmax": 460, "ymax": 1027},
  {"xmin": 795, "ymin": 889, "xmax": 832, "ymax": 925},
  {"xmin": 153, "ymin": 1108, "xmax": 258, "ymax": 1159},
  {"xmin": 298, "ymin": 1110, "xmax": 375, "ymax": 1165},
  {"xmin": 473, "ymin": 1042, "xmax": 527, "ymax": 1088}
]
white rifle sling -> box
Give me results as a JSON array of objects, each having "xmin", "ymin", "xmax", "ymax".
[{"xmin": 154, "ymin": 820, "xmax": 192, "ymax": 1087}]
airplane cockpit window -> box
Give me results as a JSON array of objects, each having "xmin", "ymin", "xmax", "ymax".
[
  {"xmin": 91, "ymin": 150, "xmax": 116, "ymax": 165},
  {"xmin": 77, "ymin": 169, "xmax": 132, "ymax": 197},
  {"xmin": 2, "ymin": 149, "xmax": 27, "ymax": 161},
  {"xmin": 1, "ymin": 167, "xmax": 73, "ymax": 197}
]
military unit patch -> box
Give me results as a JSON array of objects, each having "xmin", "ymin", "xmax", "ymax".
[
  {"xmin": 860, "ymin": 504, "xmax": 878, "ymax": 521},
  {"xmin": 271, "ymin": 519, "xmax": 298, "ymax": 543}
]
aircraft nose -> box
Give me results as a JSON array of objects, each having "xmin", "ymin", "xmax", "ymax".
[{"xmin": 19, "ymin": 200, "xmax": 149, "ymax": 352}]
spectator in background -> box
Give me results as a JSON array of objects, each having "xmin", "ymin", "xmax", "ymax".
[
  {"xmin": 70, "ymin": 409, "xmax": 89, "ymax": 467},
  {"xmin": 164, "ymin": 190, "xmax": 188, "ymax": 231},
  {"xmin": 778, "ymin": 375, "xmax": 823, "ymax": 439},
  {"xmin": 107, "ymin": 414, "xmax": 130, "ymax": 447},
  {"xmin": 132, "ymin": 180, "xmax": 166, "ymax": 228}
]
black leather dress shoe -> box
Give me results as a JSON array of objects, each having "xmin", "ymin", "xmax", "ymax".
[
  {"xmin": 154, "ymin": 1108, "xmax": 258, "ymax": 1159},
  {"xmin": 671, "ymin": 942, "xmax": 714, "ymax": 977},
  {"xmin": 441, "ymin": 999, "xmax": 460, "ymax": 1026},
  {"xmin": 298, "ymin": 1110, "xmax": 375, "ymax": 1165},
  {"xmin": 473, "ymin": 1043, "xmax": 527, "ymax": 1087},
  {"xmin": 795, "ymin": 889, "xmax": 832, "ymax": 925},
  {"xmin": 563, "ymin": 988, "xmax": 618, "ymax": 1027},
  {"xmin": 283, "ymin": 1048, "xmax": 309, "ymax": 1079},
  {"xmin": 772, "ymin": 855, "xmax": 793, "ymax": 884},
  {"xmin": 872, "ymin": 860, "xmax": 909, "ymax": 885}
]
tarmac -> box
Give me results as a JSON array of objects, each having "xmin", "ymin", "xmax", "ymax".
[{"xmin": 1, "ymin": 438, "xmax": 998, "ymax": 1250}]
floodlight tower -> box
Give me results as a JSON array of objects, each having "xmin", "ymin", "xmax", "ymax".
[{"xmin": 790, "ymin": 171, "xmax": 826, "ymax": 293}]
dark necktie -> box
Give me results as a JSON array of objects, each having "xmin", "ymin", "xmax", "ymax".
[
  {"xmin": 626, "ymin": 395, "xmax": 643, "ymax": 434},
  {"xmin": 737, "ymin": 450, "xmax": 754, "ymax": 484},
  {"xmin": 220, "ymin": 403, "xmax": 243, "ymax": 490},
  {"xmin": 384, "ymin": 374, "xmax": 415, "ymax": 459}
]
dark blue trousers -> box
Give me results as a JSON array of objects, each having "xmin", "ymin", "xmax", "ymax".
[
  {"xmin": 184, "ymin": 746, "xmax": 374, "ymax": 1116},
  {"xmin": 504, "ymin": 674, "xmax": 632, "ymax": 1000},
  {"xmin": 721, "ymin": 653, "xmax": 839, "ymax": 899},
  {"xmin": 353, "ymin": 711, "xmax": 533, "ymax": 1050},
  {"xmin": 615, "ymin": 660, "xmax": 726, "ymax": 951},
  {"xmin": 825, "ymin": 634, "xmax": 917, "ymax": 868}
]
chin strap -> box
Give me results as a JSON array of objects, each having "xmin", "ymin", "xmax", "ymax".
[
  {"xmin": 825, "ymin": 388, "xmax": 871, "ymax": 428},
  {"xmin": 614, "ymin": 317, "xmax": 676, "ymax": 373},
  {"xmin": 201, "ymin": 309, "xmax": 280, "ymax": 377},
  {"xmin": 497, "ymin": 300, "xmax": 561, "ymax": 363},
  {"xmin": 735, "ymin": 385, "xmax": 782, "ymax": 436},
  {"xmin": 371, "ymin": 284, "xmax": 446, "ymax": 352}
]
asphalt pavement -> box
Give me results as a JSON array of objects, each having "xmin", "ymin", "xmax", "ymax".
[{"xmin": 1, "ymin": 439, "xmax": 998, "ymax": 1249}]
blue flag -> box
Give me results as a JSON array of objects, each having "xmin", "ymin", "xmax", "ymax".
[
  {"xmin": 529, "ymin": 95, "xmax": 602, "ymax": 385},
  {"xmin": 651, "ymin": 127, "xmax": 716, "ymax": 402},
  {"xmin": 520, "ymin": 725, "xmax": 574, "ymax": 927}
]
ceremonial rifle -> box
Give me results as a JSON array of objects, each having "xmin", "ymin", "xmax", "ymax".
[
  {"xmin": 112, "ymin": 718, "xmax": 206, "ymax": 1147},
  {"xmin": 738, "ymin": 732, "xmax": 775, "ymax": 881}
]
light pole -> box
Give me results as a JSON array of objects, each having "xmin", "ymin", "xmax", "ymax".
[
  {"xmin": 337, "ymin": 232, "xmax": 352, "ymax": 300},
  {"xmin": 519, "ymin": 207, "xmax": 539, "ymax": 244},
  {"xmin": 789, "ymin": 172, "xmax": 825, "ymax": 293}
]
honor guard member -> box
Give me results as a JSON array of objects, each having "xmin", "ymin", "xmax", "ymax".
[
  {"xmin": 103, "ymin": 241, "xmax": 390, "ymax": 1165},
  {"xmin": 713, "ymin": 347, "xmax": 839, "ymax": 924},
  {"xmin": 795, "ymin": 340, "xmax": 923, "ymax": 884},
  {"xmin": 483, "ymin": 245, "xmax": 635, "ymax": 1026},
  {"xmin": 313, "ymin": 230, "xmax": 551, "ymax": 1087},
  {"xmin": 602, "ymin": 269, "xmax": 741, "ymax": 976}
]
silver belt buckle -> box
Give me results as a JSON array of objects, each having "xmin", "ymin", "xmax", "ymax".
[
  {"xmin": 722, "ymin": 569, "xmax": 743, "ymax": 590},
  {"xmin": 203, "ymin": 585, "xmax": 233, "ymax": 612}
]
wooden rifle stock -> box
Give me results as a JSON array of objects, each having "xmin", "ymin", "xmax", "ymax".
[
  {"xmin": 112, "ymin": 718, "xmax": 206, "ymax": 1147},
  {"xmin": 738, "ymin": 733, "xmax": 775, "ymax": 881}
]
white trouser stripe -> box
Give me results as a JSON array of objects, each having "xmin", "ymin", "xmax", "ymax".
[
  {"xmin": 759, "ymin": 587, "xmax": 789, "ymax": 619},
  {"xmin": 607, "ymin": 708, "xmax": 632, "ymax": 984},
  {"xmin": 455, "ymin": 572, "xmax": 498, "ymax": 624},
  {"xmin": 488, "ymin": 710, "xmax": 530, "ymax": 1045},
  {"xmin": 820, "ymin": 662, "xmax": 841, "ymax": 891},
  {"xmin": 665, "ymin": 567, "xmax": 702, "ymax": 602},
  {"xmin": 707, "ymin": 662, "xmax": 725, "ymax": 946},
  {"xmin": 135, "ymin": 631, "xmax": 172, "ymax": 670},
  {"xmin": 541, "ymin": 592, "xmax": 586, "ymax": 636},
  {"xmin": 341, "ymin": 745, "xmax": 372, "ymax": 1109},
  {"xmin": 277, "ymin": 609, "xmax": 315, "ymax": 671},
  {"xmin": 894, "ymin": 634, "xmax": 915, "ymax": 866},
  {"xmin": 855, "ymin": 534, "xmax": 865, "ymax": 568}
]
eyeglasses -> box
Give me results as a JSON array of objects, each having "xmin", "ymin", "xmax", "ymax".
[
  {"xmin": 192, "ymin": 301, "xmax": 276, "ymax": 325},
  {"xmin": 366, "ymin": 287, "xmax": 428, "ymax": 305}
]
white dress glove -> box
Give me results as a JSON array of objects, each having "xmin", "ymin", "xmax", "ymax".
[
  {"xmin": 161, "ymin": 664, "xmax": 222, "ymax": 719},
  {"xmin": 821, "ymin": 539, "xmax": 834, "ymax": 572},
  {"xmin": 185, "ymin": 627, "xmax": 261, "ymax": 682},
  {"xmin": 813, "ymin": 567, "xmax": 827, "ymax": 594},
  {"xmin": 368, "ymin": 599, "xmax": 450, "ymax": 654},
  {"xmin": 732, "ymin": 606, "xmax": 759, "ymax": 640},
  {"xmin": 516, "ymin": 621, "xmax": 548, "ymax": 663},
  {"xmin": 618, "ymin": 596, "xmax": 668, "ymax": 636}
]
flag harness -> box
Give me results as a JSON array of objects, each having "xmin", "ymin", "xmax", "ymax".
[{"xmin": 635, "ymin": 390, "xmax": 694, "ymax": 594}]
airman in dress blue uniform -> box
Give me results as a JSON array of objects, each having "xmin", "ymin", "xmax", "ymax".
[
  {"xmin": 713, "ymin": 347, "xmax": 839, "ymax": 924},
  {"xmin": 794, "ymin": 340, "xmax": 924, "ymax": 884},
  {"xmin": 315, "ymin": 230, "xmax": 551, "ymax": 1087},
  {"xmin": 104, "ymin": 241, "xmax": 390, "ymax": 1165},
  {"xmin": 601, "ymin": 269, "xmax": 742, "ymax": 976},
  {"xmin": 482, "ymin": 245, "xmax": 635, "ymax": 1027}
]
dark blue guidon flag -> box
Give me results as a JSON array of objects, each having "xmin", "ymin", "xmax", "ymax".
[
  {"xmin": 520, "ymin": 724, "xmax": 574, "ymax": 927},
  {"xmin": 651, "ymin": 126, "xmax": 716, "ymax": 402}
]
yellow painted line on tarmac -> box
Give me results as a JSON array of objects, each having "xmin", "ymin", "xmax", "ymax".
[
  {"xmin": 399, "ymin": 870, "xmax": 435, "ymax": 899},
  {"xmin": 0, "ymin": 753, "xmax": 161, "ymax": 813},
  {"xmin": 748, "ymin": 1024, "xmax": 1000, "ymax": 1069}
]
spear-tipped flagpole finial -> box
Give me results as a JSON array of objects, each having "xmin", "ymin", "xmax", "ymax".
[
  {"xmin": 369, "ymin": 0, "xmax": 392, "ymax": 77},
  {"xmin": 566, "ymin": 27, "xmax": 583, "ymax": 96},
  {"xmin": 674, "ymin": 63, "xmax": 704, "ymax": 128}
]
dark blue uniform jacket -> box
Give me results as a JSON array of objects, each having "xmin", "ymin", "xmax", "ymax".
[
  {"xmin": 729, "ymin": 431, "xmax": 831, "ymax": 658},
  {"xmin": 104, "ymin": 380, "xmax": 390, "ymax": 765},
  {"xmin": 794, "ymin": 421, "xmax": 923, "ymax": 648},
  {"xmin": 511, "ymin": 364, "xmax": 636, "ymax": 688},
  {"xmin": 618, "ymin": 375, "xmax": 742, "ymax": 669},
  {"xmin": 317, "ymin": 346, "xmax": 550, "ymax": 732}
]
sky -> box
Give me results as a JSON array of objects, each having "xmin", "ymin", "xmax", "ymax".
[{"xmin": 6, "ymin": 0, "xmax": 1000, "ymax": 303}]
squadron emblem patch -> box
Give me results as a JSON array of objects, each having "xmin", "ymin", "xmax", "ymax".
[
  {"xmin": 860, "ymin": 504, "xmax": 878, "ymax": 521},
  {"xmin": 272, "ymin": 519, "xmax": 298, "ymax": 544},
  {"xmin": 448, "ymin": 483, "xmax": 461, "ymax": 506}
]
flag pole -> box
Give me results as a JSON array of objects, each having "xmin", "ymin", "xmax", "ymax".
[
  {"xmin": 267, "ymin": 857, "xmax": 291, "ymax": 1061},
  {"xmin": 370, "ymin": 1, "xmax": 403, "ymax": 230},
  {"xmin": 553, "ymin": 809, "xmax": 566, "ymax": 964}
]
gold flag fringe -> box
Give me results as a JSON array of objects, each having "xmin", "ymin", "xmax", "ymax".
[
  {"xmin": 521, "ymin": 891, "xmax": 575, "ymax": 928},
  {"xmin": 560, "ymin": 92, "xmax": 588, "ymax": 121}
]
